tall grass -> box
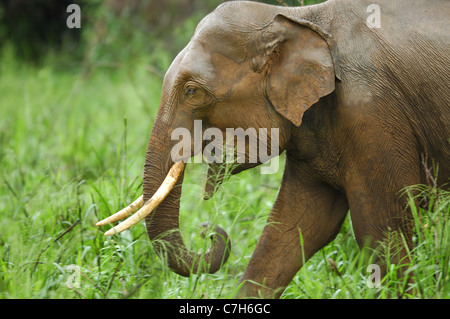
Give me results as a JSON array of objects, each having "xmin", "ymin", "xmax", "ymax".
[{"xmin": 282, "ymin": 183, "xmax": 449, "ymax": 299}]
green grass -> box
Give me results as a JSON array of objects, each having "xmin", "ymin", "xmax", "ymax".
[
  {"xmin": 283, "ymin": 184, "xmax": 450, "ymax": 299},
  {"xmin": 0, "ymin": 42, "xmax": 448, "ymax": 299}
]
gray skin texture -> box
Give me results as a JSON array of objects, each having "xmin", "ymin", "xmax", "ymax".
[{"xmin": 142, "ymin": 0, "xmax": 450, "ymax": 298}]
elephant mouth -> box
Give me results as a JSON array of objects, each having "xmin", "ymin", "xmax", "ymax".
[{"xmin": 96, "ymin": 161, "xmax": 186, "ymax": 236}]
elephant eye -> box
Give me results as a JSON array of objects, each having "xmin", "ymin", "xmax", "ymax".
[
  {"xmin": 186, "ymin": 87, "xmax": 197, "ymax": 96},
  {"xmin": 183, "ymin": 83, "xmax": 214, "ymax": 108}
]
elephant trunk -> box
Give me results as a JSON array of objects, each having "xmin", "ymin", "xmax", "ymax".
[
  {"xmin": 142, "ymin": 120, "xmax": 231, "ymax": 276},
  {"xmin": 96, "ymin": 116, "xmax": 231, "ymax": 275}
]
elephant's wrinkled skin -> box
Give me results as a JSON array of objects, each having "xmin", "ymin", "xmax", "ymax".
[{"xmin": 118, "ymin": 0, "xmax": 450, "ymax": 298}]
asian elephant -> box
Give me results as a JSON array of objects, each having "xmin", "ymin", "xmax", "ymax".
[{"xmin": 97, "ymin": 0, "xmax": 450, "ymax": 298}]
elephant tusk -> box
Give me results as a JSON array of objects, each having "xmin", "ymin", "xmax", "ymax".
[
  {"xmin": 96, "ymin": 195, "xmax": 144, "ymax": 226},
  {"xmin": 100, "ymin": 161, "xmax": 186, "ymax": 236}
]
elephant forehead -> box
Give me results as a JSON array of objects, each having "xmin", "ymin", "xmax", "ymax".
[
  {"xmin": 160, "ymin": 44, "xmax": 215, "ymax": 124},
  {"xmin": 179, "ymin": 43, "xmax": 215, "ymax": 80},
  {"xmin": 164, "ymin": 44, "xmax": 213, "ymax": 89},
  {"xmin": 192, "ymin": 14, "xmax": 250, "ymax": 63}
]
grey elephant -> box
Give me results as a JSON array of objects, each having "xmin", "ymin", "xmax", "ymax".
[{"xmin": 97, "ymin": 0, "xmax": 450, "ymax": 298}]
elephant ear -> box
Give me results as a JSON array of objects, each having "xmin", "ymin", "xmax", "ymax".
[{"xmin": 252, "ymin": 14, "xmax": 337, "ymax": 126}]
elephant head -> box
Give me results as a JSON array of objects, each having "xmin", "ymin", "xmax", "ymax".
[{"xmin": 97, "ymin": 2, "xmax": 336, "ymax": 278}]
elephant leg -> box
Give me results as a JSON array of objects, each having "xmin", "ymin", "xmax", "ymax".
[
  {"xmin": 344, "ymin": 148, "xmax": 419, "ymax": 286},
  {"xmin": 236, "ymin": 158, "xmax": 349, "ymax": 298},
  {"xmin": 348, "ymin": 193, "xmax": 415, "ymax": 266}
]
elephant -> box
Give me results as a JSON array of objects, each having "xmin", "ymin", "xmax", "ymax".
[{"xmin": 97, "ymin": 0, "xmax": 450, "ymax": 298}]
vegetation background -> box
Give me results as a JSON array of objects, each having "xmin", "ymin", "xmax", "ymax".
[{"xmin": 0, "ymin": 0, "xmax": 448, "ymax": 299}]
